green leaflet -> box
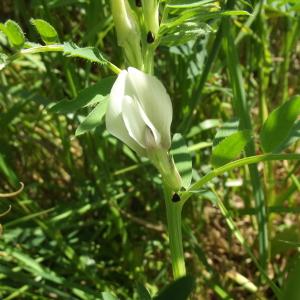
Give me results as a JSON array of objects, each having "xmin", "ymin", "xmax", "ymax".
[
  {"xmin": 75, "ymin": 96, "xmax": 109, "ymax": 136},
  {"xmin": 63, "ymin": 42, "xmax": 108, "ymax": 65},
  {"xmin": 49, "ymin": 76, "xmax": 116, "ymax": 114},
  {"xmin": 0, "ymin": 20, "xmax": 25, "ymax": 47},
  {"xmin": 31, "ymin": 19, "xmax": 59, "ymax": 44},
  {"xmin": 211, "ymin": 130, "xmax": 252, "ymax": 168},
  {"xmin": 260, "ymin": 95, "xmax": 300, "ymax": 153},
  {"xmin": 171, "ymin": 133, "xmax": 193, "ymax": 189}
]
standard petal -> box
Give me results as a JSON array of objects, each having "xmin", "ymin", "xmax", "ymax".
[
  {"xmin": 106, "ymin": 71, "xmax": 145, "ymax": 156},
  {"xmin": 127, "ymin": 67, "xmax": 172, "ymax": 149},
  {"xmin": 109, "ymin": 70, "xmax": 127, "ymax": 115}
]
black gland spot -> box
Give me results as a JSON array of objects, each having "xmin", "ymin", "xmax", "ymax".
[
  {"xmin": 147, "ymin": 31, "xmax": 155, "ymax": 44},
  {"xmin": 135, "ymin": 0, "xmax": 142, "ymax": 7},
  {"xmin": 172, "ymin": 193, "xmax": 181, "ymax": 203}
]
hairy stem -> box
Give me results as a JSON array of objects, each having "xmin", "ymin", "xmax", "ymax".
[{"xmin": 1, "ymin": 44, "xmax": 121, "ymax": 74}]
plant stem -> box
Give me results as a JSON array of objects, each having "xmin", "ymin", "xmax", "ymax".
[
  {"xmin": 180, "ymin": 153, "xmax": 300, "ymax": 204},
  {"xmin": 163, "ymin": 184, "xmax": 186, "ymax": 279},
  {"xmin": 1, "ymin": 44, "xmax": 121, "ymax": 75}
]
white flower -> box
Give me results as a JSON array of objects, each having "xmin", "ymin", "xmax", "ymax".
[
  {"xmin": 106, "ymin": 67, "xmax": 172, "ymax": 156},
  {"xmin": 106, "ymin": 67, "xmax": 182, "ymax": 190}
]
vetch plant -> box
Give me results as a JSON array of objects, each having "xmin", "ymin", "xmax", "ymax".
[{"xmin": 1, "ymin": 0, "xmax": 300, "ymax": 298}]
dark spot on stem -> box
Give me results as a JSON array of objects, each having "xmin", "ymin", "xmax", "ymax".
[
  {"xmin": 172, "ymin": 193, "xmax": 180, "ymax": 203},
  {"xmin": 147, "ymin": 31, "xmax": 155, "ymax": 44},
  {"xmin": 135, "ymin": 0, "xmax": 142, "ymax": 7}
]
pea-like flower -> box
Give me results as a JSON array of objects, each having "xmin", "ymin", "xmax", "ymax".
[{"xmin": 106, "ymin": 67, "xmax": 182, "ymax": 191}]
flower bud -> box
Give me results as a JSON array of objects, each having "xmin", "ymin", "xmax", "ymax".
[
  {"xmin": 110, "ymin": 0, "xmax": 143, "ymax": 68},
  {"xmin": 142, "ymin": 0, "xmax": 159, "ymax": 39}
]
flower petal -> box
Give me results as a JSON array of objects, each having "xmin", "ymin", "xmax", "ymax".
[
  {"xmin": 106, "ymin": 70, "xmax": 145, "ymax": 156},
  {"xmin": 122, "ymin": 95, "xmax": 147, "ymax": 148},
  {"xmin": 109, "ymin": 70, "xmax": 127, "ymax": 115},
  {"xmin": 127, "ymin": 67, "xmax": 172, "ymax": 149}
]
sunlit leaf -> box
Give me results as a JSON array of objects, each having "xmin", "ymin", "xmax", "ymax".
[
  {"xmin": 64, "ymin": 42, "xmax": 108, "ymax": 65},
  {"xmin": 171, "ymin": 133, "xmax": 192, "ymax": 189},
  {"xmin": 167, "ymin": 0, "xmax": 216, "ymax": 9},
  {"xmin": 49, "ymin": 76, "xmax": 115, "ymax": 114},
  {"xmin": 213, "ymin": 119, "xmax": 239, "ymax": 147},
  {"xmin": 274, "ymin": 120, "xmax": 300, "ymax": 153},
  {"xmin": 211, "ymin": 130, "xmax": 252, "ymax": 168},
  {"xmin": 102, "ymin": 292, "xmax": 118, "ymax": 300},
  {"xmin": 260, "ymin": 96, "xmax": 300, "ymax": 153},
  {"xmin": 75, "ymin": 96, "xmax": 109, "ymax": 136},
  {"xmin": 0, "ymin": 20, "xmax": 25, "ymax": 47},
  {"xmin": 160, "ymin": 22, "xmax": 212, "ymax": 46},
  {"xmin": 31, "ymin": 18, "xmax": 59, "ymax": 44}
]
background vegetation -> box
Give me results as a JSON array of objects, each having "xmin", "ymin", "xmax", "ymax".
[{"xmin": 0, "ymin": 0, "xmax": 299, "ymax": 299}]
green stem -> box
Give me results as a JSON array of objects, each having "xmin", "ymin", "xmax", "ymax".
[
  {"xmin": 163, "ymin": 184, "xmax": 186, "ymax": 279},
  {"xmin": 180, "ymin": 153, "xmax": 300, "ymax": 204},
  {"xmin": 1, "ymin": 44, "xmax": 121, "ymax": 75},
  {"xmin": 144, "ymin": 46, "xmax": 154, "ymax": 74},
  {"xmin": 15, "ymin": 44, "xmax": 64, "ymax": 56},
  {"xmin": 107, "ymin": 61, "xmax": 122, "ymax": 74}
]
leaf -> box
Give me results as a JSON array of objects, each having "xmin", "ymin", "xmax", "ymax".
[
  {"xmin": 274, "ymin": 120, "xmax": 300, "ymax": 153},
  {"xmin": 136, "ymin": 284, "xmax": 152, "ymax": 300},
  {"xmin": 31, "ymin": 18, "xmax": 59, "ymax": 44},
  {"xmin": 167, "ymin": 0, "xmax": 216, "ymax": 9},
  {"xmin": 187, "ymin": 119, "xmax": 221, "ymax": 138},
  {"xmin": 64, "ymin": 42, "xmax": 108, "ymax": 65},
  {"xmin": 281, "ymin": 257, "xmax": 300, "ymax": 300},
  {"xmin": 213, "ymin": 118, "xmax": 239, "ymax": 147},
  {"xmin": 8, "ymin": 249, "xmax": 64, "ymax": 284},
  {"xmin": 161, "ymin": 11, "xmax": 250, "ymax": 33},
  {"xmin": 0, "ymin": 20, "xmax": 25, "ymax": 47},
  {"xmin": 49, "ymin": 76, "xmax": 116, "ymax": 114},
  {"xmin": 75, "ymin": 96, "xmax": 108, "ymax": 136},
  {"xmin": 260, "ymin": 96, "xmax": 300, "ymax": 153},
  {"xmin": 221, "ymin": 10, "xmax": 251, "ymax": 16},
  {"xmin": 154, "ymin": 276, "xmax": 195, "ymax": 300},
  {"xmin": 171, "ymin": 133, "xmax": 192, "ymax": 189},
  {"xmin": 160, "ymin": 22, "xmax": 212, "ymax": 46},
  {"xmin": 102, "ymin": 292, "xmax": 118, "ymax": 300},
  {"xmin": 211, "ymin": 130, "xmax": 252, "ymax": 168}
]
